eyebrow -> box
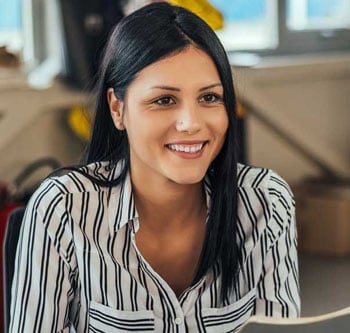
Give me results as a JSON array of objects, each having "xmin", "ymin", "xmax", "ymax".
[
  {"xmin": 199, "ymin": 83, "xmax": 222, "ymax": 91},
  {"xmin": 150, "ymin": 85, "xmax": 180, "ymax": 91},
  {"xmin": 150, "ymin": 83, "xmax": 222, "ymax": 92}
]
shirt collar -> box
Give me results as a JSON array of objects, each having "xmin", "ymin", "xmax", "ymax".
[{"xmin": 108, "ymin": 167, "xmax": 139, "ymax": 235}]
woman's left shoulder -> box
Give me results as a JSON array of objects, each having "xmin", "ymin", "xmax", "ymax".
[
  {"xmin": 237, "ymin": 164, "xmax": 296, "ymax": 248},
  {"xmin": 237, "ymin": 163, "xmax": 294, "ymax": 202}
]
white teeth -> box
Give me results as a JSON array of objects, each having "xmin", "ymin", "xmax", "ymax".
[{"xmin": 168, "ymin": 143, "xmax": 204, "ymax": 153}]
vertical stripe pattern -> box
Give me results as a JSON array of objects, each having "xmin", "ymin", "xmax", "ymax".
[{"xmin": 10, "ymin": 162, "xmax": 300, "ymax": 332}]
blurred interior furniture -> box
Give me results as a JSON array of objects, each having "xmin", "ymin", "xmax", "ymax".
[
  {"xmin": 232, "ymin": 53, "xmax": 350, "ymax": 184},
  {"xmin": 300, "ymin": 253, "xmax": 350, "ymax": 316},
  {"xmin": 59, "ymin": 0, "xmax": 124, "ymax": 88},
  {"xmin": 0, "ymin": 198, "xmax": 23, "ymax": 332},
  {"xmin": 0, "ymin": 79, "xmax": 87, "ymax": 185},
  {"xmin": 3, "ymin": 207, "xmax": 25, "ymax": 332}
]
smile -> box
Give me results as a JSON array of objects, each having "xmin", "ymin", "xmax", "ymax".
[{"xmin": 166, "ymin": 142, "xmax": 207, "ymax": 154}]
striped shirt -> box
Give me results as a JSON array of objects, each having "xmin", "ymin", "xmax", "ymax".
[{"xmin": 10, "ymin": 162, "xmax": 300, "ymax": 333}]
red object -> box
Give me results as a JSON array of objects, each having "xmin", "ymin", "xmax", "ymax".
[{"xmin": 0, "ymin": 202, "xmax": 23, "ymax": 330}]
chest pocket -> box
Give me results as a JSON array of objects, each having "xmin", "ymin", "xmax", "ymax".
[
  {"xmin": 89, "ymin": 301, "xmax": 155, "ymax": 332},
  {"xmin": 201, "ymin": 288, "xmax": 256, "ymax": 333}
]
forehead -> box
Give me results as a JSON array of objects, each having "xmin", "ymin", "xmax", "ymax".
[{"xmin": 130, "ymin": 46, "xmax": 221, "ymax": 89}]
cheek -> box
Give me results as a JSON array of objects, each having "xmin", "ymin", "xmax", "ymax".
[
  {"xmin": 124, "ymin": 116, "xmax": 166, "ymax": 150},
  {"xmin": 215, "ymin": 112, "xmax": 229, "ymax": 138}
]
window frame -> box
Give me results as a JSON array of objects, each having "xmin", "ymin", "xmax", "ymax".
[{"xmin": 274, "ymin": 0, "xmax": 350, "ymax": 55}]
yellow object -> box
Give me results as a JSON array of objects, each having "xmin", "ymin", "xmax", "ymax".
[
  {"xmin": 68, "ymin": 106, "xmax": 92, "ymax": 142},
  {"xmin": 169, "ymin": 0, "xmax": 224, "ymax": 30},
  {"xmin": 236, "ymin": 102, "xmax": 246, "ymax": 118}
]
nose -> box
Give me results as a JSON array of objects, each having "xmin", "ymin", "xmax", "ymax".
[{"xmin": 175, "ymin": 103, "xmax": 202, "ymax": 134}]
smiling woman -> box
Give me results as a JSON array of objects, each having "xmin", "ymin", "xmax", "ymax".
[{"xmin": 9, "ymin": 2, "xmax": 300, "ymax": 333}]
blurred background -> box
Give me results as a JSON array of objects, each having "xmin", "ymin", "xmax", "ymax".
[{"xmin": 0, "ymin": 0, "xmax": 349, "ymax": 326}]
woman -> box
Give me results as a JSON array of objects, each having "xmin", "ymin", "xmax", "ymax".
[{"xmin": 10, "ymin": 3, "xmax": 300, "ymax": 332}]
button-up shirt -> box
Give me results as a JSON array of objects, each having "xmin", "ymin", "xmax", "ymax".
[{"xmin": 10, "ymin": 162, "xmax": 300, "ymax": 332}]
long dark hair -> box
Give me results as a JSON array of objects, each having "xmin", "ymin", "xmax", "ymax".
[{"xmin": 83, "ymin": 2, "xmax": 239, "ymax": 303}]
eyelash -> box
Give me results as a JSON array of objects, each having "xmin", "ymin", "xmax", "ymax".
[
  {"xmin": 199, "ymin": 93, "xmax": 223, "ymax": 104},
  {"xmin": 153, "ymin": 96, "xmax": 175, "ymax": 106},
  {"xmin": 152, "ymin": 93, "xmax": 223, "ymax": 106}
]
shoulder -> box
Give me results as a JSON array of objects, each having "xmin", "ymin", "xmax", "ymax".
[
  {"xmin": 238, "ymin": 164, "xmax": 292, "ymax": 194},
  {"xmin": 26, "ymin": 161, "xmax": 123, "ymax": 221},
  {"xmin": 23, "ymin": 161, "xmax": 124, "ymax": 253},
  {"xmin": 237, "ymin": 163, "xmax": 294, "ymax": 205},
  {"xmin": 236, "ymin": 164, "xmax": 295, "ymax": 247},
  {"xmin": 48, "ymin": 161, "xmax": 122, "ymax": 195}
]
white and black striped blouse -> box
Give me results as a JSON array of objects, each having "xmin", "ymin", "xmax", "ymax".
[{"xmin": 10, "ymin": 162, "xmax": 300, "ymax": 332}]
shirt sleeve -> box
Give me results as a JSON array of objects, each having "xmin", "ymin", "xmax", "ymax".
[
  {"xmin": 9, "ymin": 179, "xmax": 77, "ymax": 332},
  {"xmin": 254, "ymin": 171, "xmax": 301, "ymax": 318}
]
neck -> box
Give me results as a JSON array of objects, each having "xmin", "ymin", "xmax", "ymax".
[{"xmin": 131, "ymin": 172, "xmax": 206, "ymax": 232}]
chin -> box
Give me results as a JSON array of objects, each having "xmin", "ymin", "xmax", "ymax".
[{"xmin": 169, "ymin": 171, "xmax": 206, "ymax": 185}]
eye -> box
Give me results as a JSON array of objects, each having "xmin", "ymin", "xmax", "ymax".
[
  {"xmin": 153, "ymin": 96, "xmax": 175, "ymax": 106},
  {"xmin": 199, "ymin": 93, "xmax": 223, "ymax": 104}
]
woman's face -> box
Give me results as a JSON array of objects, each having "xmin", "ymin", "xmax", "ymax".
[{"xmin": 108, "ymin": 46, "xmax": 228, "ymax": 186}]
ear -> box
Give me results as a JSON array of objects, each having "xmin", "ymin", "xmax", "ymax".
[{"xmin": 107, "ymin": 88, "xmax": 125, "ymax": 130}]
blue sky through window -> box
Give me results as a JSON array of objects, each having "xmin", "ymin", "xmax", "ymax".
[
  {"xmin": 210, "ymin": 0, "xmax": 265, "ymax": 21},
  {"xmin": 307, "ymin": 0, "xmax": 345, "ymax": 18},
  {"xmin": 0, "ymin": 0, "xmax": 21, "ymax": 29},
  {"xmin": 212, "ymin": 0, "xmax": 348, "ymax": 22},
  {"xmin": 286, "ymin": 0, "xmax": 348, "ymax": 19}
]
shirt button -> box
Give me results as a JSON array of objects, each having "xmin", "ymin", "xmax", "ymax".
[{"xmin": 174, "ymin": 317, "xmax": 183, "ymax": 325}]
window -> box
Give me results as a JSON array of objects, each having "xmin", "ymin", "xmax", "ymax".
[
  {"xmin": 287, "ymin": 0, "xmax": 350, "ymax": 30},
  {"xmin": 279, "ymin": 0, "xmax": 350, "ymax": 55},
  {"xmin": 0, "ymin": 0, "xmax": 22, "ymax": 52},
  {"xmin": 211, "ymin": 0, "xmax": 278, "ymax": 50},
  {"xmin": 211, "ymin": 0, "xmax": 350, "ymax": 54},
  {"xmin": 0, "ymin": 0, "xmax": 65, "ymax": 88}
]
